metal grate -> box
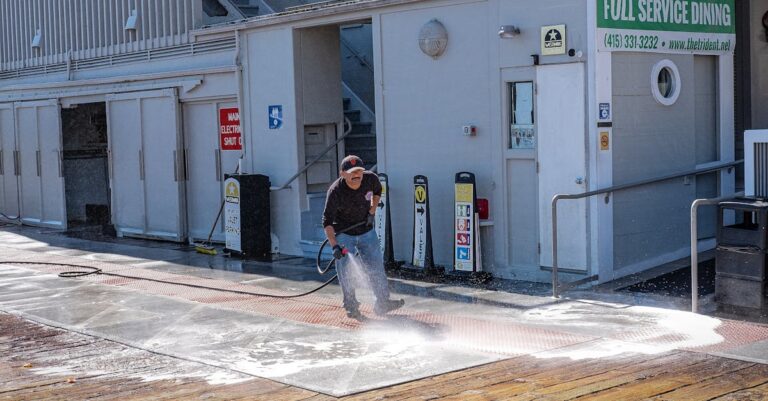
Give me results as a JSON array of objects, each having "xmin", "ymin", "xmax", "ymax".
[{"xmin": 756, "ymin": 142, "xmax": 768, "ymax": 198}]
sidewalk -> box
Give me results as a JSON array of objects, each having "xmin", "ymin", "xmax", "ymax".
[{"xmin": 1, "ymin": 225, "xmax": 768, "ymax": 398}]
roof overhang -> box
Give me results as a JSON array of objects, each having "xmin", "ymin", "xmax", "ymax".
[{"xmin": 191, "ymin": 0, "xmax": 427, "ymax": 38}]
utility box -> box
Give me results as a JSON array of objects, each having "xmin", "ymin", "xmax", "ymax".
[
  {"xmin": 223, "ymin": 174, "xmax": 272, "ymax": 260},
  {"xmin": 715, "ymin": 199, "xmax": 768, "ymax": 312}
]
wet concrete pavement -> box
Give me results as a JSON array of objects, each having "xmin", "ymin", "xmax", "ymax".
[{"xmin": 1, "ymin": 225, "xmax": 768, "ymax": 397}]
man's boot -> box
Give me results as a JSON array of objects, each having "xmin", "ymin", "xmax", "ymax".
[{"xmin": 374, "ymin": 299, "xmax": 405, "ymax": 316}]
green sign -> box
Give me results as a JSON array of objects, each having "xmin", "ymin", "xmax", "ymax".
[
  {"xmin": 597, "ymin": 0, "xmax": 735, "ymax": 53},
  {"xmin": 598, "ymin": 0, "xmax": 735, "ymax": 33}
]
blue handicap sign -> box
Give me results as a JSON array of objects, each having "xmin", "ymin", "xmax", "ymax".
[
  {"xmin": 456, "ymin": 246, "xmax": 470, "ymax": 261},
  {"xmin": 268, "ymin": 105, "xmax": 282, "ymax": 129}
]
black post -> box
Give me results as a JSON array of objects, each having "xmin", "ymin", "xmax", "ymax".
[
  {"xmin": 412, "ymin": 175, "xmax": 434, "ymax": 270},
  {"xmin": 377, "ymin": 173, "xmax": 395, "ymax": 266}
]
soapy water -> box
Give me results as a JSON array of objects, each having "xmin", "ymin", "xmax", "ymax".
[{"xmin": 344, "ymin": 252, "xmax": 374, "ymax": 299}]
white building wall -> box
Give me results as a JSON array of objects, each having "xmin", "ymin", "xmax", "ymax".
[
  {"xmin": 228, "ymin": 0, "xmax": 592, "ymax": 277},
  {"xmin": 378, "ymin": 1, "xmax": 492, "ymax": 269},
  {"xmin": 378, "ymin": 0, "xmax": 589, "ymax": 277},
  {"xmin": 243, "ymin": 27, "xmax": 304, "ymax": 256}
]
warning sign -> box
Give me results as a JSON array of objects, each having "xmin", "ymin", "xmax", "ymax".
[
  {"xmin": 541, "ymin": 24, "xmax": 566, "ymax": 56},
  {"xmin": 219, "ymin": 108, "xmax": 242, "ymax": 151},
  {"xmin": 600, "ymin": 131, "xmax": 610, "ymax": 151}
]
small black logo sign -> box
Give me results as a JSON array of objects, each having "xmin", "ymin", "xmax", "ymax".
[{"xmin": 544, "ymin": 29, "xmax": 563, "ymax": 49}]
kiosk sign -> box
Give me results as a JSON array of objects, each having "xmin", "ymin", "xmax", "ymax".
[
  {"xmin": 224, "ymin": 178, "xmax": 241, "ymax": 252},
  {"xmin": 454, "ymin": 173, "xmax": 476, "ymax": 272},
  {"xmin": 375, "ymin": 175, "xmax": 389, "ymax": 255},
  {"xmin": 219, "ymin": 108, "xmax": 241, "ymax": 151},
  {"xmin": 597, "ymin": 0, "xmax": 735, "ymax": 54},
  {"xmin": 412, "ymin": 177, "xmax": 430, "ymax": 268}
]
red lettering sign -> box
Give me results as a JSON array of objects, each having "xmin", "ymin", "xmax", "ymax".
[{"xmin": 219, "ymin": 107, "xmax": 242, "ymax": 151}]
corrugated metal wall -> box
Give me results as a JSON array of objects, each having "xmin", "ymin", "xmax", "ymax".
[{"xmin": 0, "ymin": 0, "xmax": 202, "ymax": 71}]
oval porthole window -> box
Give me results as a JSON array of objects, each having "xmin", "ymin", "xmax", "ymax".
[{"xmin": 651, "ymin": 59, "xmax": 681, "ymax": 106}]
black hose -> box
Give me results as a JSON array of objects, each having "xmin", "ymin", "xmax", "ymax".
[
  {"xmin": 13, "ymin": 220, "xmax": 369, "ymax": 300},
  {"xmin": 6, "ymin": 261, "xmax": 338, "ymax": 299},
  {"xmin": 0, "ymin": 212, "xmax": 20, "ymax": 221}
]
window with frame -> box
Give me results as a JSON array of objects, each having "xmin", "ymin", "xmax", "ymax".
[{"xmin": 509, "ymin": 81, "xmax": 535, "ymax": 149}]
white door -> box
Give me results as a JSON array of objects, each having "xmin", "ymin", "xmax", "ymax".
[
  {"xmin": 14, "ymin": 100, "xmax": 65, "ymax": 228},
  {"xmin": 182, "ymin": 100, "xmax": 240, "ymax": 242},
  {"xmin": 141, "ymin": 91, "xmax": 184, "ymax": 240},
  {"xmin": 0, "ymin": 104, "xmax": 19, "ymax": 220},
  {"xmin": 107, "ymin": 94, "xmax": 145, "ymax": 237},
  {"xmin": 503, "ymin": 68, "xmax": 540, "ymax": 270},
  {"xmin": 537, "ymin": 63, "xmax": 588, "ymax": 270},
  {"xmin": 38, "ymin": 103, "xmax": 65, "ymax": 227},
  {"xmin": 107, "ymin": 89, "xmax": 185, "ymax": 241}
]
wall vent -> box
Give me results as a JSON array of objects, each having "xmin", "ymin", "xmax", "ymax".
[{"xmin": 745, "ymin": 130, "xmax": 768, "ymax": 199}]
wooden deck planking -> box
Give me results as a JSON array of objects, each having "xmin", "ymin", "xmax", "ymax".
[
  {"xmin": 647, "ymin": 363, "xmax": 768, "ymax": 400},
  {"xmin": 710, "ymin": 382, "xmax": 768, "ymax": 401},
  {"xmin": 5, "ymin": 311, "xmax": 768, "ymax": 400},
  {"xmin": 571, "ymin": 356, "xmax": 754, "ymax": 401},
  {"xmin": 457, "ymin": 352, "xmax": 706, "ymax": 401}
]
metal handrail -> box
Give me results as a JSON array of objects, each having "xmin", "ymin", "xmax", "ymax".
[
  {"xmin": 690, "ymin": 192, "xmax": 744, "ymax": 313},
  {"xmin": 551, "ymin": 159, "xmax": 743, "ymax": 298},
  {"xmin": 341, "ymin": 37, "xmax": 374, "ymax": 73},
  {"xmin": 271, "ymin": 117, "xmax": 353, "ymax": 191}
]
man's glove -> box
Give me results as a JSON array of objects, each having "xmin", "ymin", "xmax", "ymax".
[
  {"xmin": 332, "ymin": 245, "xmax": 346, "ymax": 260},
  {"xmin": 366, "ymin": 212, "xmax": 375, "ymax": 228}
]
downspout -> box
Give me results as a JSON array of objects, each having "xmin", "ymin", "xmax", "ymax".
[{"xmin": 234, "ymin": 30, "xmax": 246, "ymax": 172}]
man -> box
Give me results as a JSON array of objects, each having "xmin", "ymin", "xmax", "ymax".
[{"xmin": 322, "ymin": 155, "xmax": 405, "ymax": 319}]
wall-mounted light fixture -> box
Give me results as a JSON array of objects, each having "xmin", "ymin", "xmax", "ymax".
[
  {"xmin": 418, "ymin": 19, "xmax": 448, "ymax": 59},
  {"xmin": 31, "ymin": 29, "xmax": 42, "ymax": 50},
  {"xmin": 498, "ymin": 25, "xmax": 520, "ymax": 38},
  {"xmin": 125, "ymin": 9, "xmax": 139, "ymax": 32}
]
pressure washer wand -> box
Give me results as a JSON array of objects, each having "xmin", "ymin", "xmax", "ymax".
[{"xmin": 316, "ymin": 220, "xmax": 367, "ymax": 275}]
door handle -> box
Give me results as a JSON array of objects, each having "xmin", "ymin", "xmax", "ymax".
[
  {"xmin": 58, "ymin": 150, "xmax": 63, "ymax": 178},
  {"xmin": 36, "ymin": 150, "xmax": 41, "ymax": 177},
  {"xmin": 215, "ymin": 149, "xmax": 221, "ymax": 182},
  {"xmin": 183, "ymin": 148, "xmax": 189, "ymax": 182},
  {"xmin": 139, "ymin": 150, "xmax": 145, "ymax": 180},
  {"xmin": 13, "ymin": 150, "xmax": 19, "ymax": 176},
  {"xmin": 0, "ymin": 150, "xmax": 4, "ymax": 175},
  {"xmin": 108, "ymin": 149, "xmax": 113, "ymax": 179},
  {"xmin": 173, "ymin": 150, "xmax": 178, "ymax": 182}
]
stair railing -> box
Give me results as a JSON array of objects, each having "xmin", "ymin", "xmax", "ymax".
[
  {"xmin": 270, "ymin": 117, "xmax": 353, "ymax": 191},
  {"xmin": 341, "ymin": 37, "xmax": 374, "ymax": 73},
  {"xmin": 551, "ymin": 160, "xmax": 743, "ymax": 299}
]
